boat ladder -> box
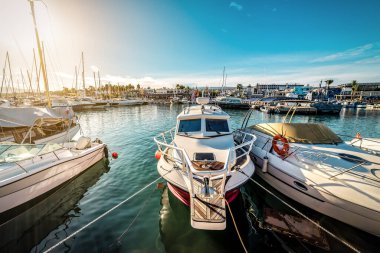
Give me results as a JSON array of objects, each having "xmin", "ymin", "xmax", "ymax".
[{"xmin": 189, "ymin": 173, "xmax": 227, "ymax": 230}]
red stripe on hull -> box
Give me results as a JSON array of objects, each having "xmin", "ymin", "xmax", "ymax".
[{"xmin": 167, "ymin": 182, "xmax": 240, "ymax": 206}]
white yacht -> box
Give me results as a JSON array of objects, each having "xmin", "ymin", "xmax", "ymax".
[
  {"xmin": 154, "ymin": 97, "xmax": 256, "ymax": 230},
  {"xmin": 0, "ymin": 137, "xmax": 107, "ymax": 219},
  {"xmin": 110, "ymin": 98, "xmax": 145, "ymax": 106},
  {"xmin": 241, "ymin": 122, "xmax": 380, "ymax": 237}
]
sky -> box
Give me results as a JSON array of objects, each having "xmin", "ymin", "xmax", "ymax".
[{"xmin": 0, "ymin": 0, "xmax": 380, "ymax": 90}]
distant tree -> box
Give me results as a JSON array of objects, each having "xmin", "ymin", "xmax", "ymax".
[
  {"xmin": 351, "ymin": 80, "xmax": 358, "ymax": 98},
  {"xmin": 137, "ymin": 84, "xmax": 141, "ymax": 90},
  {"xmin": 236, "ymin": 83, "xmax": 243, "ymax": 96}
]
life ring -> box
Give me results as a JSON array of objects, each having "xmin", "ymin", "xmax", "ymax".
[{"xmin": 272, "ymin": 134, "xmax": 290, "ymax": 156}]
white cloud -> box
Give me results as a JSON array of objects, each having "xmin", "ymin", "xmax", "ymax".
[
  {"xmin": 311, "ymin": 43, "xmax": 374, "ymax": 63},
  {"xmin": 229, "ymin": 2, "xmax": 243, "ymax": 11},
  {"xmin": 356, "ymin": 55, "xmax": 380, "ymax": 64}
]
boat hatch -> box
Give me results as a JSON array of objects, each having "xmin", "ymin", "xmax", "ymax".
[
  {"xmin": 337, "ymin": 153, "xmax": 370, "ymax": 165},
  {"xmin": 194, "ymin": 153, "xmax": 215, "ymax": 161}
]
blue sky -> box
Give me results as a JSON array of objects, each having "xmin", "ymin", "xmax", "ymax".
[{"xmin": 1, "ymin": 0, "xmax": 380, "ymax": 89}]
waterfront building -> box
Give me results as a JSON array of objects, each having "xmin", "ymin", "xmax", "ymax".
[
  {"xmin": 254, "ymin": 83, "xmax": 304, "ymax": 96},
  {"xmin": 336, "ymin": 82, "xmax": 380, "ymax": 100}
]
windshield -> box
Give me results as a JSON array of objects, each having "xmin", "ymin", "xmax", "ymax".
[
  {"xmin": 206, "ymin": 119, "xmax": 229, "ymax": 132},
  {"xmin": 178, "ymin": 119, "xmax": 201, "ymax": 132},
  {"xmin": 0, "ymin": 143, "xmax": 63, "ymax": 163}
]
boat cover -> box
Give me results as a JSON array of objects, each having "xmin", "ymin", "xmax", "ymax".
[
  {"xmin": 250, "ymin": 123, "xmax": 343, "ymax": 144},
  {"xmin": 0, "ymin": 107, "xmax": 75, "ymax": 128}
]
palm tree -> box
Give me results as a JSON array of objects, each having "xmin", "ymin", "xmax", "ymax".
[
  {"xmin": 236, "ymin": 83, "xmax": 243, "ymax": 97},
  {"xmin": 351, "ymin": 80, "xmax": 358, "ymax": 99}
]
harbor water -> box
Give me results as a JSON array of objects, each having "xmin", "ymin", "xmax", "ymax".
[{"xmin": 1, "ymin": 105, "xmax": 379, "ymax": 253}]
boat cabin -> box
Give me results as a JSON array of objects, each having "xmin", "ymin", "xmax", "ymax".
[{"xmin": 175, "ymin": 99, "xmax": 232, "ymax": 138}]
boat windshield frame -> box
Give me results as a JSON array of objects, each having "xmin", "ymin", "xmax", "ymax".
[{"xmin": 0, "ymin": 143, "xmax": 64, "ymax": 164}]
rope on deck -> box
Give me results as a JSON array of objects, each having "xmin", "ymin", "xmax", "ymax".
[
  {"xmin": 43, "ymin": 171, "xmax": 172, "ymax": 253},
  {"xmin": 239, "ymin": 171, "xmax": 361, "ymax": 253},
  {"xmin": 225, "ymin": 198, "xmax": 248, "ymax": 253}
]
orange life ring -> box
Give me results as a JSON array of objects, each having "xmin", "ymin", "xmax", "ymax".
[{"xmin": 272, "ymin": 134, "xmax": 290, "ymax": 156}]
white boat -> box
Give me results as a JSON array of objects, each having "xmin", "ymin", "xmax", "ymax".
[
  {"xmin": 110, "ymin": 98, "xmax": 145, "ymax": 106},
  {"xmin": 154, "ymin": 97, "xmax": 256, "ymax": 230},
  {"xmin": 68, "ymin": 98, "xmax": 95, "ymax": 111},
  {"xmin": 241, "ymin": 122, "xmax": 380, "ymax": 237},
  {"xmin": 179, "ymin": 97, "xmax": 189, "ymax": 104},
  {"xmin": 0, "ymin": 137, "xmax": 107, "ymax": 218},
  {"xmin": 0, "ymin": 99, "xmax": 11, "ymax": 108},
  {"xmin": 0, "ymin": 107, "xmax": 79, "ymax": 144}
]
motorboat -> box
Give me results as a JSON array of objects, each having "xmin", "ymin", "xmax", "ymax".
[
  {"xmin": 0, "ymin": 107, "xmax": 79, "ymax": 144},
  {"xmin": 273, "ymin": 100, "xmax": 317, "ymax": 115},
  {"xmin": 214, "ymin": 96, "xmax": 251, "ymax": 110},
  {"xmin": 240, "ymin": 122, "xmax": 380, "ymax": 237},
  {"xmin": 110, "ymin": 98, "xmax": 145, "ymax": 106},
  {"xmin": 0, "ymin": 99, "xmax": 11, "ymax": 108},
  {"xmin": 154, "ymin": 97, "xmax": 256, "ymax": 230},
  {"xmin": 68, "ymin": 98, "xmax": 95, "ymax": 111},
  {"xmin": 311, "ymin": 101, "xmax": 342, "ymax": 114},
  {"xmin": 0, "ymin": 159, "xmax": 109, "ymax": 252},
  {"xmin": 0, "ymin": 137, "xmax": 107, "ymax": 218},
  {"xmin": 179, "ymin": 97, "xmax": 189, "ymax": 104}
]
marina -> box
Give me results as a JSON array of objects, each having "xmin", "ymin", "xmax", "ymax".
[
  {"xmin": 0, "ymin": 104, "xmax": 379, "ymax": 253},
  {"xmin": 1, "ymin": 0, "xmax": 380, "ymax": 252}
]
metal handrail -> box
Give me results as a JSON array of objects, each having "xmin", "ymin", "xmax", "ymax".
[{"xmin": 154, "ymin": 129, "xmax": 256, "ymax": 176}]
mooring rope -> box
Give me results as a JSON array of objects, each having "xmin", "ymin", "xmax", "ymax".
[
  {"xmin": 225, "ymin": 198, "xmax": 248, "ymax": 253},
  {"xmin": 239, "ymin": 171, "xmax": 361, "ymax": 253},
  {"xmin": 43, "ymin": 171, "xmax": 172, "ymax": 253}
]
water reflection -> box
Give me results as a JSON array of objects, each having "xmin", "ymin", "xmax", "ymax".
[
  {"xmin": 159, "ymin": 187, "xmax": 251, "ymax": 253},
  {"xmin": 0, "ymin": 159, "xmax": 110, "ymax": 253},
  {"xmin": 242, "ymin": 176, "xmax": 380, "ymax": 253}
]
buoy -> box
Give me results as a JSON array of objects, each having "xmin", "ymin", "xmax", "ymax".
[
  {"xmin": 355, "ymin": 132, "xmax": 362, "ymax": 139},
  {"xmin": 155, "ymin": 150, "xmax": 161, "ymax": 160},
  {"xmin": 262, "ymin": 156, "xmax": 269, "ymax": 173},
  {"xmin": 112, "ymin": 152, "xmax": 118, "ymax": 159}
]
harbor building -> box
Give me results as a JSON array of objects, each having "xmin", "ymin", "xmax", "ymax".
[{"xmin": 336, "ymin": 82, "xmax": 380, "ymax": 100}]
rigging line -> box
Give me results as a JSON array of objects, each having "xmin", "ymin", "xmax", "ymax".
[
  {"xmin": 225, "ymin": 198, "xmax": 248, "ymax": 253},
  {"xmin": 43, "ymin": 1, "xmax": 65, "ymax": 86},
  {"xmin": 42, "ymin": 170, "xmax": 173, "ymax": 253},
  {"xmin": 114, "ymin": 188, "xmax": 155, "ymax": 245},
  {"xmin": 238, "ymin": 171, "xmax": 361, "ymax": 253},
  {"xmin": 44, "ymin": 44, "xmax": 61, "ymax": 89}
]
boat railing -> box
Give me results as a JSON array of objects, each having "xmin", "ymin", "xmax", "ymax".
[{"xmin": 154, "ymin": 129, "xmax": 256, "ymax": 196}]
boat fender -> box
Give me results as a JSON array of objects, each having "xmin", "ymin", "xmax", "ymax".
[
  {"xmin": 262, "ymin": 156, "xmax": 269, "ymax": 173},
  {"xmin": 155, "ymin": 150, "xmax": 162, "ymax": 160},
  {"xmin": 272, "ymin": 134, "xmax": 289, "ymax": 156}
]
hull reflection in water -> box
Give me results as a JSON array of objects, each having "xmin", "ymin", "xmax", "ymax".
[
  {"xmin": 242, "ymin": 176, "xmax": 380, "ymax": 253},
  {"xmin": 0, "ymin": 159, "xmax": 110, "ymax": 253},
  {"xmin": 159, "ymin": 186, "xmax": 251, "ymax": 253}
]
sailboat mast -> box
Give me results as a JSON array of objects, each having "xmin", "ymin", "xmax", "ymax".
[
  {"xmin": 82, "ymin": 52, "xmax": 85, "ymax": 96},
  {"xmin": 29, "ymin": 0, "xmax": 51, "ymax": 107},
  {"xmin": 97, "ymin": 70, "xmax": 101, "ymax": 98}
]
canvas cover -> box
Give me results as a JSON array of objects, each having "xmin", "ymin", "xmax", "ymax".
[
  {"xmin": 250, "ymin": 123, "xmax": 343, "ymax": 144},
  {"xmin": 0, "ymin": 107, "xmax": 75, "ymax": 128}
]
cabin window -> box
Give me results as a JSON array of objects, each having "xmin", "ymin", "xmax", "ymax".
[
  {"xmin": 206, "ymin": 119, "xmax": 229, "ymax": 132},
  {"xmin": 178, "ymin": 119, "xmax": 201, "ymax": 132}
]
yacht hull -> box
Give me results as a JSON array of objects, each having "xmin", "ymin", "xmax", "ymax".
[
  {"xmin": 0, "ymin": 144, "xmax": 106, "ymax": 216},
  {"xmin": 167, "ymin": 182, "xmax": 240, "ymax": 206},
  {"xmin": 251, "ymin": 152, "xmax": 380, "ymax": 237}
]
